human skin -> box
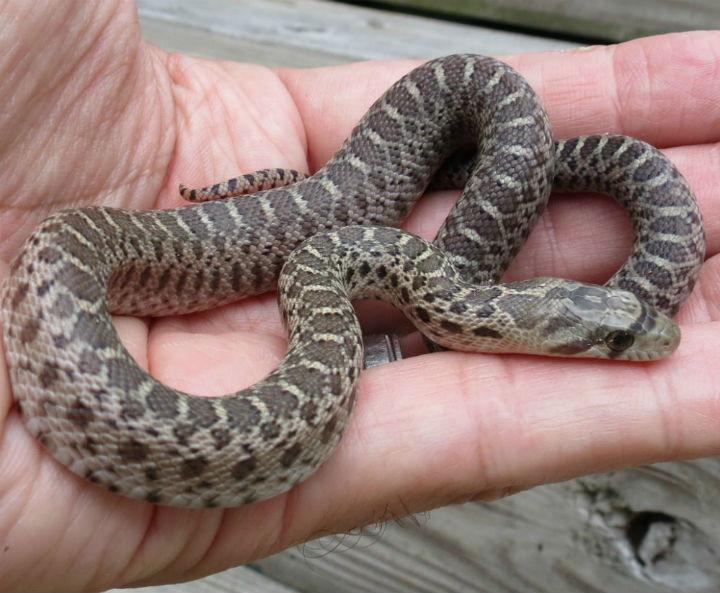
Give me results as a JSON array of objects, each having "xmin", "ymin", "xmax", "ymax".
[{"xmin": 0, "ymin": 2, "xmax": 718, "ymax": 590}]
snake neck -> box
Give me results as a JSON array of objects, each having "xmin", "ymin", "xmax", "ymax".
[{"xmin": 281, "ymin": 226, "xmax": 680, "ymax": 361}]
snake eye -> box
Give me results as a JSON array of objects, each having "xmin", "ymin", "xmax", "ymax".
[{"xmin": 605, "ymin": 330, "xmax": 635, "ymax": 352}]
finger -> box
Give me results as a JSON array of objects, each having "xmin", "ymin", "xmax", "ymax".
[
  {"xmin": 284, "ymin": 321, "xmax": 720, "ymax": 536},
  {"xmin": 282, "ymin": 31, "xmax": 720, "ymax": 168},
  {"xmin": 508, "ymin": 31, "xmax": 720, "ymax": 146}
]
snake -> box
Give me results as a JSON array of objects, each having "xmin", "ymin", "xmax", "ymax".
[{"xmin": 0, "ymin": 55, "xmax": 705, "ymax": 508}]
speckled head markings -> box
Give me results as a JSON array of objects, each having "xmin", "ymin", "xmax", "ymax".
[{"xmin": 0, "ymin": 55, "xmax": 704, "ymax": 507}]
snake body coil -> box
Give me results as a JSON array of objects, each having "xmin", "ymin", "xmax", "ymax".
[{"xmin": 0, "ymin": 55, "xmax": 705, "ymax": 507}]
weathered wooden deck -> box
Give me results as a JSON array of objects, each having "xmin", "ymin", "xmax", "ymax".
[
  {"xmin": 116, "ymin": 1, "xmax": 720, "ymax": 591},
  {"xmin": 361, "ymin": 0, "xmax": 720, "ymax": 43}
]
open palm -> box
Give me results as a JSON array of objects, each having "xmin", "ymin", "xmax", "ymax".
[{"xmin": 0, "ymin": 3, "xmax": 718, "ymax": 590}]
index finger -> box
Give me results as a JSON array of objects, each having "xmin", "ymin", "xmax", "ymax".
[
  {"xmin": 281, "ymin": 31, "xmax": 720, "ymax": 168},
  {"xmin": 510, "ymin": 30, "xmax": 720, "ymax": 146}
]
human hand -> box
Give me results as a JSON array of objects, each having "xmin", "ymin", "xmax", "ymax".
[{"xmin": 0, "ymin": 1, "xmax": 718, "ymax": 589}]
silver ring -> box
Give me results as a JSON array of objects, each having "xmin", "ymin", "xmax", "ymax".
[{"xmin": 363, "ymin": 334, "xmax": 403, "ymax": 368}]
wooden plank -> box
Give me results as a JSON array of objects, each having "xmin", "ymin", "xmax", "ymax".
[
  {"xmin": 358, "ymin": 0, "xmax": 720, "ymax": 43},
  {"xmin": 115, "ymin": 565, "xmax": 298, "ymax": 593},
  {"xmin": 138, "ymin": 9, "xmax": 353, "ymax": 68},
  {"xmin": 254, "ymin": 460, "xmax": 720, "ymax": 592},
  {"xmin": 120, "ymin": 460, "xmax": 720, "ymax": 593},
  {"xmin": 137, "ymin": 0, "xmax": 577, "ymax": 67}
]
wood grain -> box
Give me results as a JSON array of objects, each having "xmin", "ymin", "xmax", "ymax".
[
  {"xmin": 362, "ymin": 0, "xmax": 720, "ymax": 43},
  {"xmin": 137, "ymin": 0, "xmax": 576, "ymax": 67}
]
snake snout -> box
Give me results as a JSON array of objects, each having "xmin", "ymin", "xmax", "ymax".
[
  {"xmin": 635, "ymin": 308, "xmax": 681, "ymax": 361},
  {"xmin": 599, "ymin": 295, "xmax": 681, "ymax": 361}
]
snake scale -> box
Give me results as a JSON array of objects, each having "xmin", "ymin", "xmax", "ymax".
[{"xmin": 0, "ymin": 55, "xmax": 705, "ymax": 507}]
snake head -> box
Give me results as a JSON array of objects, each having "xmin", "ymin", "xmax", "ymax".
[
  {"xmin": 539, "ymin": 280, "xmax": 681, "ymax": 361},
  {"xmin": 430, "ymin": 278, "xmax": 679, "ymax": 361}
]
